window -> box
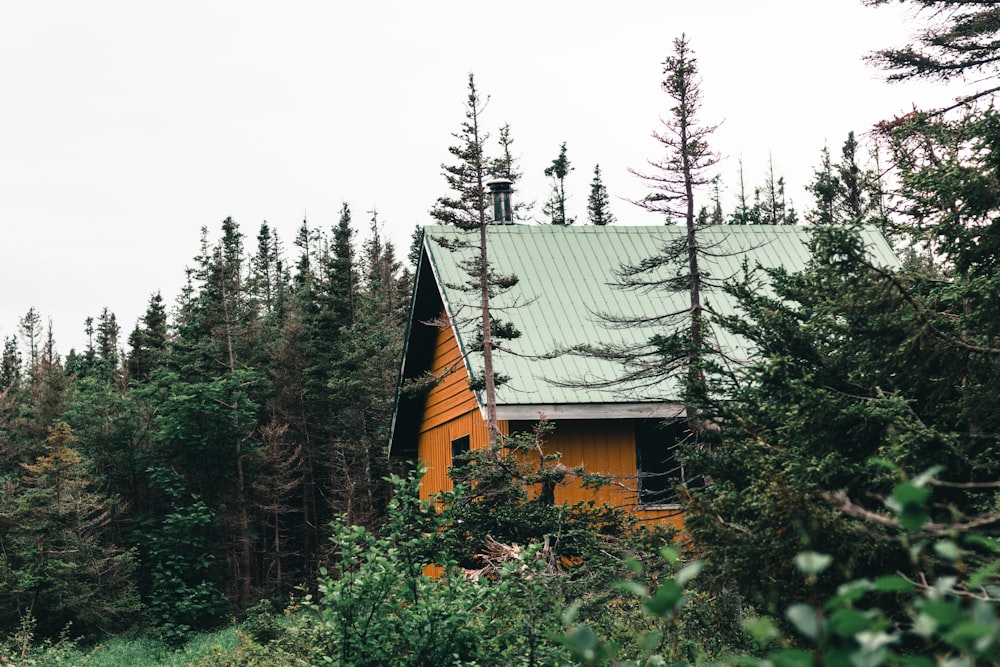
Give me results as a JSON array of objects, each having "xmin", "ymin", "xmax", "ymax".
[
  {"xmin": 636, "ymin": 419, "xmax": 688, "ymax": 507},
  {"xmin": 450, "ymin": 434, "xmax": 470, "ymax": 478}
]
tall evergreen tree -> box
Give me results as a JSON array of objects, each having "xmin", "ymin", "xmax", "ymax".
[
  {"xmin": 0, "ymin": 336, "xmax": 20, "ymax": 393},
  {"xmin": 96, "ymin": 307, "xmax": 120, "ymax": 366},
  {"xmin": 488, "ymin": 123, "xmax": 532, "ymax": 221},
  {"xmin": 624, "ymin": 34, "xmax": 721, "ymax": 419},
  {"xmin": 587, "ymin": 164, "xmax": 616, "ymax": 226},
  {"xmin": 543, "ymin": 142, "xmax": 574, "ymax": 225},
  {"xmin": 727, "ymin": 159, "xmax": 762, "ymax": 225},
  {"xmin": 126, "ymin": 292, "xmax": 168, "ymax": 384},
  {"xmin": 429, "ymin": 73, "xmax": 509, "ymax": 445},
  {"xmin": 430, "ymin": 74, "xmax": 491, "ymax": 232},
  {"xmin": 0, "ymin": 422, "xmax": 138, "ymax": 637},
  {"xmin": 18, "ymin": 308, "xmax": 42, "ymax": 373},
  {"xmin": 757, "ymin": 157, "xmax": 798, "ymax": 225},
  {"xmin": 806, "ymin": 133, "xmax": 883, "ymax": 227}
]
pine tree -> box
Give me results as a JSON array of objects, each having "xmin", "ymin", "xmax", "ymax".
[
  {"xmin": 865, "ymin": 0, "xmax": 1000, "ymax": 106},
  {"xmin": 0, "ymin": 336, "xmax": 20, "ymax": 392},
  {"xmin": 757, "ymin": 157, "xmax": 798, "ymax": 225},
  {"xmin": 727, "ymin": 159, "xmax": 762, "ymax": 225},
  {"xmin": 488, "ymin": 123, "xmax": 531, "ymax": 220},
  {"xmin": 587, "ymin": 164, "xmax": 616, "ymax": 226},
  {"xmin": 0, "ymin": 422, "xmax": 138, "ymax": 636},
  {"xmin": 806, "ymin": 133, "xmax": 882, "ymax": 226},
  {"xmin": 430, "ymin": 74, "xmax": 491, "ymax": 232},
  {"xmin": 96, "ymin": 307, "xmax": 120, "ymax": 366},
  {"xmin": 625, "ymin": 34, "xmax": 721, "ymax": 414},
  {"xmin": 18, "ymin": 308, "xmax": 42, "ymax": 372},
  {"xmin": 429, "ymin": 74, "xmax": 510, "ymax": 445},
  {"xmin": 126, "ymin": 292, "xmax": 168, "ymax": 384},
  {"xmin": 543, "ymin": 142, "xmax": 574, "ymax": 225}
]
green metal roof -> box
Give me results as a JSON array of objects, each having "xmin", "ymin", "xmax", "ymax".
[{"xmin": 420, "ymin": 224, "xmax": 899, "ymax": 412}]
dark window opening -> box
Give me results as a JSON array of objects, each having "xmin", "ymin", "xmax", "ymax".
[
  {"xmin": 636, "ymin": 419, "xmax": 688, "ymax": 506},
  {"xmin": 450, "ymin": 435, "xmax": 471, "ymax": 478}
]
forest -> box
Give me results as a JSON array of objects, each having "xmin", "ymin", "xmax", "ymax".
[{"xmin": 4, "ymin": 1, "xmax": 1000, "ymax": 665}]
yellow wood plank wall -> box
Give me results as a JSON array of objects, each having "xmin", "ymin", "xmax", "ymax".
[
  {"xmin": 416, "ymin": 309, "xmax": 496, "ymax": 499},
  {"xmin": 412, "ymin": 310, "xmax": 681, "ymax": 530},
  {"xmin": 539, "ymin": 420, "xmax": 684, "ymax": 531}
]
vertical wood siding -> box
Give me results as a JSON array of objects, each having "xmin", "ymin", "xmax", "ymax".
[
  {"xmin": 535, "ymin": 420, "xmax": 684, "ymax": 531},
  {"xmin": 416, "ymin": 310, "xmax": 495, "ymax": 499},
  {"xmin": 412, "ymin": 310, "xmax": 681, "ymax": 529}
]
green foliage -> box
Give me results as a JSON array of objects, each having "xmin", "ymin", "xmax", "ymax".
[
  {"xmin": 587, "ymin": 164, "xmax": 616, "ymax": 226},
  {"xmin": 865, "ymin": 0, "xmax": 1000, "ymax": 95},
  {"xmin": 684, "ymin": 216, "xmax": 1000, "ymax": 613},
  {"xmin": 0, "ymin": 423, "xmax": 139, "ymax": 638},
  {"xmin": 558, "ymin": 472, "xmax": 1000, "ymax": 666},
  {"xmin": 278, "ymin": 469, "xmax": 569, "ymax": 666},
  {"xmin": 135, "ymin": 466, "xmax": 226, "ymax": 644},
  {"xmin": 544, "ymin": 142, "xmax": 575, "ymax": 225}
]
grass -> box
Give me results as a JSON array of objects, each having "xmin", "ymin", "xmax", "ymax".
[{"xmin": 3, "ymin": 626, "xmax": 249, "ymax": 667}]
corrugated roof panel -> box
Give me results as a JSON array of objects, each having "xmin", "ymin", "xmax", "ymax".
[{"xmin": 423, "ymin": 224, "xmax": 898, "ymax": 408}]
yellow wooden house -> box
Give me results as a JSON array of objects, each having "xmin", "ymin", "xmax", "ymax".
[{"xmin": 389, "ymin": 224, "xmax": 898, "ymax": 528}]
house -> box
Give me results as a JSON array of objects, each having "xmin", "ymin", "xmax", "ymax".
[{"xmin": 389, "ymin": 223, "xmax": 898, "ymax": 527}]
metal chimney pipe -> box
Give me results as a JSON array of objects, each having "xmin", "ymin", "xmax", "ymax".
[{"xmin": 486, "ymin": 178, "xmax": 513, "ymax": 224}]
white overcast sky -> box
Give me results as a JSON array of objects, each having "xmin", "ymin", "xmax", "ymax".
[{"xmin": 0, "ymin": 1, "xmax": 974, "ymax": 353}]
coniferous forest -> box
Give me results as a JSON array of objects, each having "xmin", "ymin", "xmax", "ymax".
[{"xmin": 5, "ymin": 2, "xmax": 1000, "ymax": 664}]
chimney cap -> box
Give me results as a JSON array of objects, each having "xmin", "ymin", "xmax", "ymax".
[{"xmin": 486, "ymin": 177, "xmax": 514, "ymax": 193}]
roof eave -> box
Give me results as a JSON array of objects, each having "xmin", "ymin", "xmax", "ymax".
[{"xmin": 496, "ymin": 402, "xmax": 685, "ymax": 421}]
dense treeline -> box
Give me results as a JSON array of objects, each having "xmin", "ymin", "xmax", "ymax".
[
  {"xmin": 7, "ymin": 3, "xmax": 1000, "ymax": 662},
  {"xmin": 0, "ymin": 208, "xmax": 410, "ymax": 640}
]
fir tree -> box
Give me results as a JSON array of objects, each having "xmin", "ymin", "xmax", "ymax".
[
  {"xmin": 488, "ymin": 123, "xmax": 531, "ymax": 220},
  {"xmin": 865, "ymin": 0, "xmax": 1000, "ymax": 107},
  {"xmin": 429, "ymin": 74, "xmax": 511, "ymax": 444},
  {"xmin": 587, "ymin": 164, "xmax": 616, "ymax": 226},
  {"xmin": 0, "ymin": 422, "xmax": 138, "ymax": 637},
  {"xmin": 626, "ymin": 34, "xmax": 721, "ymax": 415},
  {"xmin": 543, "ymin": 142, "xmax": 574, "ymax": 225},
  {"xmin": 430, "ymin": 74, "xmax": 491, "ymax": 232}
]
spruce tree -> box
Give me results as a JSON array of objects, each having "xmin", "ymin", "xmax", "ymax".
[
  {"xmin": 0, "ymin": 336, "xmax": 20, "ymax": 392},
  {"xmin": 587, "ymin": 164, "xmax": 616, "ymax": 226},
  {"xmin": 865, "ymin": 0, "xmax": 1000, "ymax": 106},
  {"xmin": 0, "ymin": 422, "xmax": 138, "ymax": 637},
  {"xmin": 543, "ymin": 142, "xmax": 574, "ymax": 225},
  {"xmin": 626, "ymin": 34, "xmax": 721, "ymax": 415},
  {"xmin": 430, "ymin": 74, "xmax": 491, "ymax": 232},
  {"xmin": 488, "ymin": 123, "xmax": 531, "ymax": 221},
  {"xmin": 429, "ymin": 73, "xmax": 510, "ymax": 445}
]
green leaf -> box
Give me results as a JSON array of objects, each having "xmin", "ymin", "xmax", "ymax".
[
  {"xmin": 933, "ymin": 540, "xmax": 961, "ymax": 561},
  {"xmin": 561, "ymin": 600, "xmax": 582, "ymax": 625},
  {"xmin": 828, "ymin": 608, "xmax": 869, "ymax": 637},
  {"xmin": 644, "ymin": 581, "xmax": 683, "ymax": 617},
  {"xmin": 969, "ymin": 558, "xmax": 1000, "ymax": 590},
  {"xmin": 743, "ymin": 616, "xmax": 780, "ymax": 643},
  {"xmin": 832, "ymin": 579, "xmax": 873, "ymax": 604},
  {"xmin": 919, "ymin": 600, "xmax": 964, "ymax": 627},
  {"xmin": 795, "ymin": 551, "xmax": 833, "ymax": 575},
  {"xmin": 965, "ymin": 534, "xmax": 1000, "ymax": 553},
  {"xmin": 911, "ymin": 466, "xmax": 943, "ymax": 487},
  {"xmin": 890, "ymin": 481, "xmax": 931, "ymax": 506},
  {"xmin": 675, "ymin": 560, "xmax": 704, "ymax": 587},
  {"xmin": 659, "ymin": 546, "xmax": 680, "ymax": 563},
  {"xmin": 615, "ymin": 580, "xmax": 650, "ymax": 597},
  {"xmin": 899, "ymin": 504, "xmax": 930, "ymax": 531},
  {"xmin": 872, "ymin": 575, "xmax": 915, "ymax": 593},
  {"xmin": 786, "ymin": 603, "xmax": 823, "ymax": 640},
  {"xmin": 771, "ymin": 648, "xmax": 815, "ymax": 667}
]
